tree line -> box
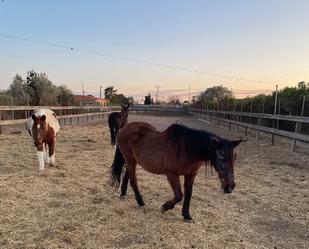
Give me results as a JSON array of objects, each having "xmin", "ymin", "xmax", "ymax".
[
  {"xmin": 0, "ymin": 70, "xmax": 76, "ymax": 106},
  {"xmin": 192, "ymin": 82, "xmax": 309, "ymax": 117},
  {"xmin": 192, "ymin": 83, "xmax": 309, "ymax": 133}
]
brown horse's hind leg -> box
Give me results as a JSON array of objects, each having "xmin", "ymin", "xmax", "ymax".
[
  {"xmin": 161, "ymin": 173, "xmax": 183, "ymax": 213},
  {"xmin": 182, "ymin": 174, "xmax": 197, "ymax": 221},
  {"xmin": 120, "ymin": 169, "xmax": 129, "ymax": 197},
  {"xmin": 127, "ymin": 160, "xmax": 145, "ymax": 207}
]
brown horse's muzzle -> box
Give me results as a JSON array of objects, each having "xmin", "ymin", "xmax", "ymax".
[
  {"xmin": 220, "ymin": 174, "xmax": 235, "ymax": 194},
  {"xmin": 223, "ymin": 183, "xmax": 235, "ymax": 194}
]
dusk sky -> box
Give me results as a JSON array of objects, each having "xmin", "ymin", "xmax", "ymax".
[{"xmin": 1, "ymin": 0, "xmax": 309, "ymax": 99}]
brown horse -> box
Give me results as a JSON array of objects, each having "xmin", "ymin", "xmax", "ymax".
[
  {"xmin": 110, "ymin": 122, "xmax": 242, "ymax": 221},
  {"xmin": 108, "ymin": 103, "xmax": 130, "ymax": 146}
]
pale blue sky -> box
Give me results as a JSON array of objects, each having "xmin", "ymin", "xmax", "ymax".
[{"xmin": 0, "ymin": 0, "xmax": 309, "ymax": 98}]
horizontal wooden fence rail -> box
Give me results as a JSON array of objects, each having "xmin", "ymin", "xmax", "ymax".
[
  {"xmin": 0, "ymin": 108, "xmax": 117, "ymax": 134},
  {"xmin": 189, "ymin": 109, "xmax": 309, "ymax": 152},
  {"xmin": 0, "ymin": 105, "xmax": 120, "ymax": 121},
  {"xmin": 189, "ymin": 108, "xmax": 309, "ymax": 123},
  {"xmin": 0, "ymin": 106, "xmax": 96, "ymax": 111},
  {"xmin": 131, "ymin": 105, "xmax": 187, "ymax": 113}
]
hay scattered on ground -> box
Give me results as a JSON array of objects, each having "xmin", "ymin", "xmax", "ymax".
[{"xmin": 0, "ymin": 114, "xmax": 308, "ymax": 249}]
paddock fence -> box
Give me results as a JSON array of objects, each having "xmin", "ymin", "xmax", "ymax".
[
  {"xmin": 1, "ymin": 105, "xmax": 309, "ymax": 152},
  {"xmin": 0, "ymin": 105, "xmax": 121, "ymax": 134},
  {"xmin": 130, "ymin": 104, "xmax": 187, "ymax": 114},
  {"xmin": 189, "ymin": 108, "xmax": 309, "ymax": 152}
]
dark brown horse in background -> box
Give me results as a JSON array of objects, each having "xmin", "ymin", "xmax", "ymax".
[
  {"xmin": 108, "ymin": 103, "xmax": 130, "ymax": 146},
  {"xmin": 110, "ymin": 122, "xmax": 242, "ymax": 222}
]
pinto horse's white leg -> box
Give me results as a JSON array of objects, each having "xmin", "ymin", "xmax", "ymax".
[
  {"xmin": 49, "ymin": 138, "xmax": 56, "ymax": 166},
  {"xmin": 50, "ymin": 153, "xmax": 55, "ymax": 165},
  {"xmin": 37, "ymin": 150, "xmax": 44, "ymax": 171},
  {"xmin": 43, "ymin": 143, "xmax": 50, "ymax": 163}
]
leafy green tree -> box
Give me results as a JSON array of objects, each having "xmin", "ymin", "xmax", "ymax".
[
  {"xmin": 24, "ymin": 70, "xmax": 57, "ymax": 105},
  {"xmin": 104, "ymin": 86, "xmax": 117, "ymax": 100},
  {"xmin": 0, "ymin": 90, "xmax": 11, "ymax": 105},
  {"xmin": 110, "ymin": 93, "xmax": 129, "ymax": 105},
  {"xmin": 144, "ymin": 93, "xmax": 153, "ymax": 105},
  {"xmin": 127, "ymin": 96, "xmax": 134, "ymax": 105},
  {"xmin": 198, "ymin": 85, "xmax": 232, "ymax": 102},
  {"xmin": 279, "ymin": 82, "xmax": 309, "ymax": 115},
  {"xmin": 57, "ymin": 85, "xmax": 76, "ymax": 106},
  {"xmin": 7, "ymin": 74, "xmax": 30, "ymax": 105}
]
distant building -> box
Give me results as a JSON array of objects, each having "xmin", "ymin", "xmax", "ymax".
[{"xmin": 74, "ymin": 95, "xmax": 109, "ymax": 107}]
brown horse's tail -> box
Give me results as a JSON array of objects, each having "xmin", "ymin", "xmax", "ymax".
[{"xmin": 110, "ymin": 147, "xmax": 125, "ymax": 187}]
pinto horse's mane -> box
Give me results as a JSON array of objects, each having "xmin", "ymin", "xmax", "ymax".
[
  {"xmin": 28, "ymin": 108, "xmax": 60, "ymax": 134},
  {"xmin": 166, "ymin": 123, "xmax": 231, "ymax": 167}
]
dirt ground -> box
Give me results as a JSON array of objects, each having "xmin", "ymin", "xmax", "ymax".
[{"xmin": 0, "ymin": 114, "xmax": 308, "ymax": 249}]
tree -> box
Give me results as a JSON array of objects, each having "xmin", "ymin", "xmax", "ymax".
[
  {"xmin": 144, "ymin": 93, "xmax": 153, "ymax": 105},
  {"xmin": 7, "ymin": 74, "xmax": 29, "ymax": 105},
  {"xmin": 0, "ymin": 90, "xmax": 11, "ymax": 106},
  {"xmin": 110, "ymin": 93, "xmax": 129, "ymax": 105},
  {"xmin": 198, "ymin": 85, "xmax": 233, "ymax": 103},
  {"xmin": 279, "ymin": 82, "xmax": 309, "ymax": 115},
  {"xmin": 57, "ymin": 85, "xmax": 75, "ymax": 106},
  {"xmin": 104, "ymin": 86, "xmax": 117, "ymax": 100},
  {"xmin": 127, "ymin": 96, "xmax": 134, "ymax": 105},
  {"xmin": 24, "ymin": 70, "xmax": 57, "ymax": 105}
]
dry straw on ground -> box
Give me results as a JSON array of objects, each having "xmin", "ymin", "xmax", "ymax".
[{"xmin": 0, "ymin": 114, "xmax": 308, "ymax": 249}]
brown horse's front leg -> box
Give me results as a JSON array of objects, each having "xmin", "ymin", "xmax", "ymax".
[
  {"xmin": 120, "ymin": 169, "xmax": 129, "ymax": 197},
  {"xmin": 161, "ymin": 173, "xmax": 183, "ymax": 213},
  {"xmin": 182, "ymin": 174, "xmax": 197, "ymax": 222}
]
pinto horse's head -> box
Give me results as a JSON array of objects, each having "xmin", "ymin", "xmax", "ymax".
[
  {"xmin": 31, "ymin": 114, "xmax": 47, "ymax": 150},
  {"xmin": 210, "ymin": 137, "xmax": 242, "ymax": 194}
]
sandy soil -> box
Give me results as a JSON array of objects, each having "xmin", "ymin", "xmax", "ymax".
[{"xmin": 0, "ymin": 114, "xmax": 308, "ymax": 249}]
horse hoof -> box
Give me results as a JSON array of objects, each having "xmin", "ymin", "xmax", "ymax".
[
  {"xmin": 160, "ymin": 205, "xmax": 166, "ymax": 213},
  {"xmin": 120, "ymin": 195, "xmax": 126, "ymax": 200},
  {"xmin": 138, "ymin": 205, "xmax": 145, "ymax": 209},
  {"xmin": 184, "ymin": 218, "xmax": 193, "ymax": 223}
]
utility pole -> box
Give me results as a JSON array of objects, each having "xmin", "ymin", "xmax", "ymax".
[
  {"xmin": 100, "ymin": 85, "xmax": 102, "ymax": 98},
  {"xmin": 81, "ymin": 83, "xmax": 85, "ymax": 95},
  {"xmin": 188, "ymin": 85, "xmax": 191, "ymax": 103},
  {"xmin": 155, "ymin": 85, "xmax": 161, "ymax": 104}
]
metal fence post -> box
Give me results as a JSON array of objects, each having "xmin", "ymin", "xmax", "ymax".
[
  {"xmin": 271, "ymin": 84, "xmax": 278, "ymax": 145},
  {"xmin": 291, "ymin": 95, "xmax": 306, "ymax": 152}
]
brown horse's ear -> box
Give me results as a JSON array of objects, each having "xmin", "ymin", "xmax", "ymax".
[
  {"xmin": 32, "ymin": 114, "xmax": 37, "ymax": 121},
  {"xmin": 41, "ymin": 115, "xmax": 46, "ymax": 121},
  {"xmin": 231, "ymin": 139, "xmax": 242, "ymax": 147},
  {"xmin": 210, "ymin": 136, "xmax": 220, "ymax": 148}
]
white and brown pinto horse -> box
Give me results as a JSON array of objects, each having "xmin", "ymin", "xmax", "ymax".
[{"xmin": 27, "ymin": 108, "xmax": 60, "ymax": 172}]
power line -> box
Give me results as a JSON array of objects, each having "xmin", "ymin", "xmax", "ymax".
[{"xmin": 0, "ymin": 33, "xmax": 275, "ymax": 85}]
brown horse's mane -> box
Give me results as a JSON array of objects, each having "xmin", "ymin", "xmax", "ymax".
[{"xmin": 165, "ymin": 123, "xmax": 232, "ymax": 167}]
